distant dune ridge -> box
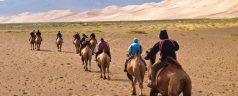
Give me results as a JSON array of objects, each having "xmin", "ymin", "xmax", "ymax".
[{"xmin": 1, "ymin": 0, "xmax": 238, "ymax": 23}]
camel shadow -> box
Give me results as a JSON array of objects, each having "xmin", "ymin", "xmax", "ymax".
[
  {"xmin": 62, "ymin": 51, "xmax": 74, "ymax": 54},
  {"xmin": 110, "ymin": 78, "xmax": 128, "ymax": 82},
  {"xmin": 90, "ymin": 70, "xmax": 100, "ymax": 73},
  {"xmin": 39, "ymin": 49, "xmax": 52, "ymax": 52}
]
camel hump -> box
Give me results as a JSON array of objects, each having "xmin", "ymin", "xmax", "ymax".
[{"xmin": 166, "ymin": 57, "xmax": 182, "ymax": 69}]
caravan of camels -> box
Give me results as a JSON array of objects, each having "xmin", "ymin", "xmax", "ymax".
[{"xmin": 28, "ymin": 29, "xmax": 191, "ymax": 96}]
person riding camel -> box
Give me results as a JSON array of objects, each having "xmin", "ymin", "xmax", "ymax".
[
  {"xmin": 124, "ymin": 38, "xmax": 147, "ymax": 72},
  {"xmin": 90, "ymin": 33, "xmax": 97, "ymax": 43},
  {"xmin": 95, "ymin": 38, "xmax": 111, "ymax": 61},
  {"xmin": 56, "ymin": 31, "xmax": 63, "ymax": 43},
  {"xmin": 79, "ymin": 37, "xmax": 90, "ymax": 56},
  {"xmin": 35, "ymin": 30, "xmax": 42, "ymax": 41},
  {"xmin": 80, "ymin": 33, "xmax": 88, "ymax": 45},
  {"xmin": 29, "ymin": 30, "xmax": 36, "ymax": 40},
  {"xmin": 73, "ymin": 32, "xmax": 81, "ymax": 41},
  {"xmin": 145, "ymin": 30, "xmax": 179, "ymax": 91}
]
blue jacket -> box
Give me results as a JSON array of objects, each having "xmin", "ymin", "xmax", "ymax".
[{"xmin": 128, "ymin": 38, "xmax": 142, "ymax": 57}]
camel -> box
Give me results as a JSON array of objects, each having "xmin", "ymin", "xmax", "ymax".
[
  {"xmin": 56, "ymin": 38, "xmax": 63, "ymax": 52},
  {"xmin": 35, "ymin": 35, "xmax": 42, "ymax": 51},
  {"xmin": 96, "ymin": 49, "xmax": 111, "ymax": 80},
  {"xmin": 81, "ymin": 45, "xmax": 93, "ymax": 72},
  {"xmin": 126, "ymin": 50, "xmax": 146, "ymax": 96},
  {"xmin": 146, "ymin": 49, "xmax": 157, "ymax": 79},
  {"xmin": 146, "ymin": 53, "xmax": 192, "ymax": 96},
  {"xmin": 73, "ymin": 39, "xmax": 81, "ymax": 54},
  {"xmin": 90, "ymin": 39, "xmax": 97, "ymax": 55},
  {"xmin": 29, "ymin": 37, "xmax": 35, "ymax": 50}
]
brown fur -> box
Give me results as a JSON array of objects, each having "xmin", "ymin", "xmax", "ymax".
[
  {"xmin": 97, "ymin": 50, "xmax": 111, "ymax": 80},
  {"xmin": 90, "ymin": 39, "xmax": 97, "ymax": 55},
  {"xmin": 56, "ymin": 38, "xmax": 63, "ymax": 52},
  {"xmin": 73, "ymin": 39, "xmax": 80, "ymax": 54},
  {"xmin": 81, "ymin": 45, "xmax": 93, "ymax": 72},
  {"xmin": 35, "ymin": 36, "xmax": 42, "ymax": 51},
  {"xmin": 148, "ymin": 56, "xmax": 192, "ymax": 96},
  {"xmin": 126, "ymin": 51, "xmax": 146, "ymax": 96}
]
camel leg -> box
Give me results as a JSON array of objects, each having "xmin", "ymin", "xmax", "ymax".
[
  {"xmin": 132, "ymin": 78, "xmax": 137, "ymax": 95},
  {"xmin": 139, "ymin": 82, "xmax": 143, "ymax": 96},
  {"xmin": 39, "ymin": 44, "xmax": 41, "ymax": 51},
  {"xmin": 36, "ymin": 44, "xmax": 39, "ymax": 50},
  {"xmin": 82, "ymin": 57, "xmax": 85, "ymax": 70},
  {"xmin": 75, "ymin": 46, "xmax": 78, "ymax": 54},
  {"xmin": 100, "ymin": 64, "xmax": 103, "ymax": 78},
  {"xmin": 107, "ymin": 66, "xmax": 110, "ymax": 80},
  {"xmin": 89, "ymin": 59, "xmax": 91, "ymax": 72},
  {"xmin": 60, "ymin": 44, "xmax": 62, "ymax": 52},
  {"xmin": 103, "ymin": 66, "xmax": 106, "ymax": 80},
  {"xmin": 33, "ymin": 43, "xmax": 35, "ymax": 50},
  {"xmin": 85, "ymin": 60, "xmax": 88, "ymax": 71}
]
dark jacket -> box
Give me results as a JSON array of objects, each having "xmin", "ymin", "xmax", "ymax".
[
  {"xmin": 36, "ymin": 31, "xmax": 41, "ymax": 36},
  {"xmin": 73, "ymin": 33, "xmax": 80, "ymax": 40},
  {"xmin": 57, "ymin": 32, "xmax": 62, "ymax": 38},
  {"xmin": 98, "ymin": 40, "xmax": 109, "ymax": 51},
  {"xmin": 145, "ymin": 39, "xmax": 179, "ymax": 62},
  {"xmin": 90, "ymin": 33, "xmax": 95, "ymax": 39},
  {"xmin": 30, "ymin": 31, "xmax": 35, "ymax": 38}
]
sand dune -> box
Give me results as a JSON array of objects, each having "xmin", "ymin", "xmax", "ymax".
[{"xmin": 1, "ymin": 0, "xmax": 238, "ymax": 23}]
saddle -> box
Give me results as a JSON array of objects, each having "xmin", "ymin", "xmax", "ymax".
[{"xmin": 155, "ymin": 63, "xmax": 168, "ymax": 88}]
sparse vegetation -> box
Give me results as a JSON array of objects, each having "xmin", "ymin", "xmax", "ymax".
[
  {"xmin": 128, "ymin": 29, "xmax": 147, "ymax": 34},
  {"xmin": 1, "ymin": 18, "xmax": 238, "ymax": 33}
]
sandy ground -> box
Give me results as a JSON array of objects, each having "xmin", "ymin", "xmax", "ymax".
[{"xmin": 0, "ymin": 27, "xmax": 238, "ymax": 96}]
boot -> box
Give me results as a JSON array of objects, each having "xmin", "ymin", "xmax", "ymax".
[
  {"xmin": 147, "ymin": 81, "xmax": 160, "ymax": 93},
  {"xmin": 124, "ymin": 65, "xmax": 127, "ymax": 72}
]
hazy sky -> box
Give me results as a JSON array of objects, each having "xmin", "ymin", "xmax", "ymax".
[{"xmin": 0, "ymin": 0, "xmax": 161, "ymax": 16}]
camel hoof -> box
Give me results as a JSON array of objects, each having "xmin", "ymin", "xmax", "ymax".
[
  {"xmin": 108, "ymin": 77, "xmax": 110, "ymax": 80},
  {"xmin": 89, "ymin": 70, "xmax": 91, "ymax": 72},
  {"xmin": 131, "ymin": 92, "xmax": 136, "ymax": 95},
  {"xmin": 100, "ymin": 75, "xmax": 103, "ymax": 78}
]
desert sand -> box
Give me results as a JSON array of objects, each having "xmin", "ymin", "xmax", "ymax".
[
  {"xmin": 0, "ymin": 26, "xmax": 238, "ymax": 96},
  {"xmin": 1, "ymin": 0, "xmax": 238, "ymax": 23}
]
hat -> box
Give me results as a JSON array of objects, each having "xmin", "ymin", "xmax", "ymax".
[{"xmin": 159, "ymin": 30, "xmax": 168, "ymax": 39}]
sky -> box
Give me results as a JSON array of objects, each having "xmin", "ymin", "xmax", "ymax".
[{"xmin": 0, "ymin": 0, "xmax": 161, "ymax": 16}]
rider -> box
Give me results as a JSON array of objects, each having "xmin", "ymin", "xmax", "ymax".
[
  {"xmin": 145, "ymin": 30, "xmax": 179, "ymax": 91},
  {"xmin": 29, "ymin": 30, "xmax": 36, "ymax": 40},
  {"xmin": 56, "ymin": 31, "xmax": 63, "ymax": 42},
  {"xmin": 73, "ymin": 32, "xmax": 81, "ymax": 41},
  {"xmin": 95, "ymin": 38, "xmax": 111, "ymax": 61},
  {"xmin": 90, "ymin": 33, "xmax": 97, "ymax": 43},
  {"xmin": 124, "ymin": 38, "xmax": 147, "ymax": 72},
  {"xmin": 80, "ymin": 33, "xmax": 88, "ymax": 45},
  {"xmin": 35, "ymin": 30, "xmax": 42, "ymax": 41},
  {"xmin": 79, "ymin": 37, "xmax": 90, "ymax": 56}
]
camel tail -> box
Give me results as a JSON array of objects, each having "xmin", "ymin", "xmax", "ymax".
[
  {"xmin": 137, "ymin": 60, "xmax": 144, "ymax": 89},
  {"xmin": 183, "ymin": 77, "xmax": 192, "ymax": 96},
  {"xmin": 139, "ymin": 62, "xmax": 144, "ymax": 82}
]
